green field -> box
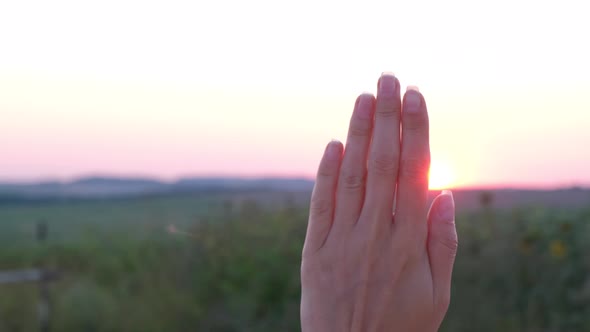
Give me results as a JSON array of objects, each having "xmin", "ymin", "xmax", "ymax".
[{"xmin": 1, "ymin": 192, "xmax": 589, "ymax": 331}]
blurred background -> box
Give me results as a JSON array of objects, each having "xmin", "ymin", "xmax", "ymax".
[{"xmin": 1, "ymin": 0, "xmax": 589, "ymax": 331}]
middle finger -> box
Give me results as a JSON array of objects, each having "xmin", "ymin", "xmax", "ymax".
[{"xmin": 361, "ymin": 73, "xmax": 401, "ymax": 227}]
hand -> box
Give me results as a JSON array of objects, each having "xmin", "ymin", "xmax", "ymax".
[{"xmin": 300, "ymin": 73, "xmax": 458, "ymax": 331}]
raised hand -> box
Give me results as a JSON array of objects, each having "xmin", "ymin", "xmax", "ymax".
[{"xmin": 301, "ymin": 73, "xmax": 458, "ymax": 331}]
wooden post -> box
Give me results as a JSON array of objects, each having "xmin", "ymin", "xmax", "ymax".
[
  {"xmin": 36, "ymin": 220, "xmax": 50, "ymax": 332},
  {"xmin": 0, "ymin": 221, "xmax": 58, "ymax": 332},
  {"xmin": 0, "ymin": 267, "xmax": 60, "ymax": 331}
]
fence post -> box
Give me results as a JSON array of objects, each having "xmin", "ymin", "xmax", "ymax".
[
  {"xmin": 36, "ymin": 220, "xmax": 50, "ymax": 332},
  {"xmin": 0, "ymin": 221, "xmax": 59, "ymax": 331}
]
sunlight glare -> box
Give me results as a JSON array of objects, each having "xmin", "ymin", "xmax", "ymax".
[{"xmin": 429, "ymin": 159, "xmax": 455, "ymax": 190}]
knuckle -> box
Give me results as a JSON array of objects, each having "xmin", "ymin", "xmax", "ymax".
[
  {"xmin": 317, "ymin": 168, "xmax": 334, "ymax": 179},
  {"xmin": 309, "ymin": 197, "xmax": 333, "ymax": 218},
  {"xmin": 430, "ymin": 226, "xmax": 459, "ymax": 256},
  {"xmin": 439, "ymin": 235, "xmax": 459, "ymax": 254},
  {"xmin": 368, "ymin": 153, "xmax": 399, "ymax": 176},
  {"xmin": 348, "ymin": 121, "xmax": 371, "ymax": 137},
  {"xmin": 399, "ymin": 158, "xmax": 430, "ymax": 184},
  {"xmin": 340, "ymin": 173, "xmax": 366, "ymax": 191},
  {"xmin": 375, "ymin": 99, "xmax": 400, "ymax": 118},
  {"xmin": 317, "ymin": 163, "xmax": 337, "ymax": 178},
  {"xmin": 402, "ymin": 111, "xmax": 429, "ymax": 131}
]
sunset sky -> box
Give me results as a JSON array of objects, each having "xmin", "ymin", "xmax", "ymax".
[{"xmin": 1, "ymin": 0, "xmax": 589, "ymax": 188}]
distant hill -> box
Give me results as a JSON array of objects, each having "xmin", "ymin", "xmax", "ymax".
[
  {"xmin": 175, "ymin": 177, "xmax": 314, "ymax": 191},
  {"xmin": 0, "ymin": 176, "xmax": 315, "ymax": 201},
  {"xmin": 70, "ymin": 177, "xmax": 164, "ymax": 187},
  {"xmin": 0, "ymin": 176, "xmax": 589, "ymax": 211}
]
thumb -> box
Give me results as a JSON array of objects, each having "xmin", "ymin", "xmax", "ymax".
[{"xmin": 427, "ymin": 190, "xmax": 458, "ymax": 313}]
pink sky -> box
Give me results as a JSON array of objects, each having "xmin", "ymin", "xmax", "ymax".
[{"xmin": 1, "ymin": 0, "xmax": 589, "ymax": 188}]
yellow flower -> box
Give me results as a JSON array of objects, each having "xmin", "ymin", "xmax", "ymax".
[{"xmin": 550, "ymin": 240, "xmax": 567, "ymax": 259}]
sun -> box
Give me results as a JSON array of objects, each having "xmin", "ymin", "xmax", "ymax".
[{"xmin": 429, "ymin": 159, "xmax": 455, "ymax": 190}]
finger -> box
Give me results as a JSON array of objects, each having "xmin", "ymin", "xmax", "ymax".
[
  {"xmin": 427, "ymin": 190, "xmax": 458, "ymax": 314},
  {"xmin": 332, "ymin": 93, "xmax": 375, "ymax": 233},
  {"xmin": 362, "ymin": 73, "xmax": 401, "ymax": 223},
  {"xmin": 303, "ymin": 140, "xmax": 343, "ymax": 256},
  {"xmin": 394, "ymin": 88, "xmax": 430, "ymax": 239}
]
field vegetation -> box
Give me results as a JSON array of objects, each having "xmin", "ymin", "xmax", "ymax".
[{"xmin": 0, "ymin": 191, "xmax": 589, "ymax": 331}]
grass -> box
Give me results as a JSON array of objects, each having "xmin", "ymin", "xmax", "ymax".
[{"xmin": 0, "ymin": 192, "xmax": 589, "ymax": 331}]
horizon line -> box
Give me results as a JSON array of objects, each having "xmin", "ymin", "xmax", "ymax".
[{"xmin": 1, "ymin": 173, "xmax": 589, "ymax": 192}]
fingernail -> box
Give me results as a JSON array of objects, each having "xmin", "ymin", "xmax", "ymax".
[
  {"xmin": 404, "ymin": 90, "xmax": 421, "ymax": 113},
  {"xmin": 406, "ymin": 85, "xmax": 420, "ymax": 92},
  {"xmin": 378, "ymin": 73, "xmax": 396, "ymax": 96},
  {"xmin": 326, "ymin": 139, "xmax": 341, "ymax": 160},
  {"xmin": 356, "ymin": 93, "xmax": 373, "ymax": 119},
  {"xmin": 437, "ymin": 190, "xmax": 455, "ymax": 222}
]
